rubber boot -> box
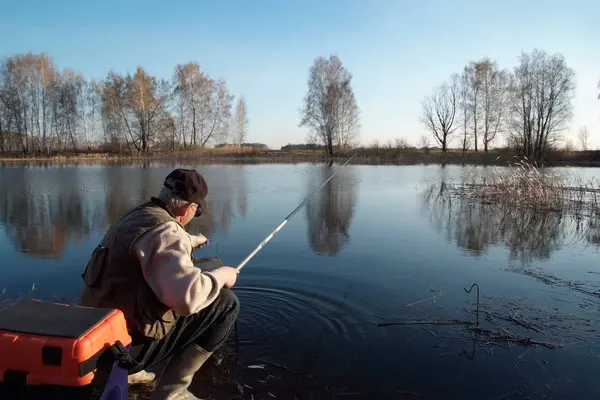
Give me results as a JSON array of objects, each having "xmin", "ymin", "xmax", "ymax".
[{"xmin": 150, "ymin": 343, "xmax": 213, "ymax": 400}]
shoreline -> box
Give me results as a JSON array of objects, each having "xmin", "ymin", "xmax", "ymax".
[{"xmin": 2, "ymin": 149, "xmax": 600, "ymax": 167}]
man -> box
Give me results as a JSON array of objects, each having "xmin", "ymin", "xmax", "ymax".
[{"xmin": 79, "ymin": 168, "xmax": 240, "ymax": 400}]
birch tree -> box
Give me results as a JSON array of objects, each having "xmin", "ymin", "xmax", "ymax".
[
  {"xmin": 577, "ymin": 127, "xmax": 590, "ymax": 151},
  {"xmin": 478, "ymin": 59, "xmax": 509, "ymax": 151},
  {"xmin": 232, "ymin": 96, "xmax": 248, "ymax": 146},
  {"xmin": 173, "ymin": 62, "xmax": 233, "ymax": 148},
  {"xmin": 506, "ymin": 49, "xmax": 575, "ymax": 162},
  {"xmin": 100, "ymin": 68, "xmax": 171, "ymax": 152},
  {"xmin": 465, "ymin": 61, "xmax": 483, "ymax": 151},
  {"xmin": 299, "ymin": 55, "xmax": 360, "ymax": 157},
  {"xmin": 458, "ymin": 68, "xmax": 472, "ymax": 152}
]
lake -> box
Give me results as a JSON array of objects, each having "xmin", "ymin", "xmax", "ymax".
[{"xmin": 1, "ymin": 161, "xmax": 600, "ymax": 399}]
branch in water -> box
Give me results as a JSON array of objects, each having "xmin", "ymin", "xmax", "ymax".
[{"xmin": 378, "ymin": 319, "xmax": 473, "ymax": 327}]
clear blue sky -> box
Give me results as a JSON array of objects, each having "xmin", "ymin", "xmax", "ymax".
[{"xmin": 1, "ymin": 0, "xmax": 599, "ymax": 149}]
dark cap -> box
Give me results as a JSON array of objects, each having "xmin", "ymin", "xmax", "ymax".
[{"xmin": 164, "ymin": 169, "xmax": 208, "ymax": 217}]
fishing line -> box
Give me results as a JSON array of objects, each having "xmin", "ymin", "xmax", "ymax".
[{"xmin": 235, "ymin": 152, "xmax": 358, "ymax": 271}]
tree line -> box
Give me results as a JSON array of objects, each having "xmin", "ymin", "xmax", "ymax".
[
  {"xmin": 0, "ymin": 49, "xmax": 594, "ymax": 160},
  {"xmin": 420, "ymin": 49, "xmax": 586, "ymax": 161},
  {"xmin": 0, "ymin": 51, "xmax": 360, "ymax": 158},
  {"xmin": 0, "ymin": 53, "xmax": 249, "ymax": 154}
]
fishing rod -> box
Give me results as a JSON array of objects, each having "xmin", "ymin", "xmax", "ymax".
[{"xmin": 235, "ymin": 151, "xmax": 358, "ymax": 271}]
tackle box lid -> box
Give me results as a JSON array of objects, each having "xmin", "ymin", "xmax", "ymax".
[{"xmin": 0, "ymin": 299, "xmax": 115, "ymax": 339}]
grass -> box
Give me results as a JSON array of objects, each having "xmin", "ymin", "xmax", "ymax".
[
  {"xmin": 2, "ymin": 146, "xmax": 600, "ymax": 167},
  {"xmin": 447, "ymin": 157, "xmax": 600, "ymax": 217}
]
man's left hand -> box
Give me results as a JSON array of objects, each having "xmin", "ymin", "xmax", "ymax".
[{"xmin": 192, "ymin": 234, "xmax": 209, "ymax": 248}]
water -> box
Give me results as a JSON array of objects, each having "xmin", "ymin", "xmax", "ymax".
[{"xmin": 1, "ymin": 161, "xmax": 600, "ymax": 399}]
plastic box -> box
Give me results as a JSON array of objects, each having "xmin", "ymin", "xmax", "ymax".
[{"xmin": 0, "ymin": 299, "xmax": 132, "ymax": 399}]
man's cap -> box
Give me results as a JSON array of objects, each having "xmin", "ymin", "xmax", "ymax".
[{"xmin": 163, "ymin": 169, "xmax": 208, "ymax": 217}]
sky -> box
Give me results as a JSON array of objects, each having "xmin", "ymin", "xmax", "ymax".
[{"xmin": 1, "ymin": 0, "xmax": 599, "ymax": 150}]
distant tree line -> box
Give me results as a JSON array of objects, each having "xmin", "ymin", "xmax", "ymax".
[
  {"xmin": 0, "ymin": 51, "xmax": 362, "ymax": 158},
  {"xmin": 1, "ymin": 50, "xmax": 596, "ymax": 160},
  {"xmin": 0, "ymin": 53, "xmax": 250, "ymax": 155},
  {"xmin": 215, "ymin": 142, "xmax": 267, "ymax": 150},
  {"xmin": 420, "ymin": 49, "xmax": 581, "ymax": 162},
  {"xmin": 280, "ymin": 143, "xmax": 343, "ymax": 151}
]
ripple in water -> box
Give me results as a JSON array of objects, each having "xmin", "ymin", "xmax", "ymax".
[{"xmin": 233, "ymin": 276, "xmax": 371, "ymax": 361}]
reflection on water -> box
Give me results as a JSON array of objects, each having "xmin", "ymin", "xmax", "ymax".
[
  {"xmin": 305, "ymin": 166, "xmax": 358, "ymax": 255},
  {"xmin": 420, "ymin": 172, "xmax": 597, "ymax": 264},
  {"xmin": 0, "ymin": 164, "xmax": 250, "ymax": 258},
  {"xmin": 0, "ymin": 163, "xmax": 356, "ymax": 259},
  {"xmin": 0, "ymin": 168, "xmax": 99, "ymax": 258},
  {"xmin": 186, "ymin": 166, "xmax": 249, "ymax": 236}
]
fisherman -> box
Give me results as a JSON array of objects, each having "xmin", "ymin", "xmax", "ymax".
[{"xmin": 79, "ymin": 168, "xmax": 240, "ymax": 400}]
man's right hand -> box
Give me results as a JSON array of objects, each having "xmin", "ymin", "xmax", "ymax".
[{"xmin": 218, "ymin": 266, "xmax": 240, "ymax": 288}]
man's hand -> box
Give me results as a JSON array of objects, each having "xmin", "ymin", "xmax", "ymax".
[
  {"xmin": 192, "ymin": 233, "xmax": 209, "ymax": 248},
  {"xmin": 217, "ymin": 266, "xmax": 240, "ymax": 288}
]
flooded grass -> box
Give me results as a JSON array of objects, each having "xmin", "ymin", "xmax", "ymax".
[
  {"xmin": 414, "ymin": 159, "xmax": 600, "ymax": 387},
  {"xmin": 451, "ymin": 158, "xmax": 600, "ymax": 217}
]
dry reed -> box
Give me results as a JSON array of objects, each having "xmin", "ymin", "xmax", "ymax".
[{"xmin": 450, "ymin": 157, "xmax": 600, "ymax": 217}]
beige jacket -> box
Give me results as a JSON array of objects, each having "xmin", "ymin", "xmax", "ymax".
[{"xmin": 133, "ymin": 221, "xmax": 230, "ymax": 316}]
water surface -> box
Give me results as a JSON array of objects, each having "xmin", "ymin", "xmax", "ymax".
[{"xmin": 1, "ymin": 161, "xmax": 600, "ymax": 399}]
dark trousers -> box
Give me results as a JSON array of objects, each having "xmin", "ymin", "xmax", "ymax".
[{"xmin": 128, "ymin": 288, "xmax": 240, "ymax": 374}]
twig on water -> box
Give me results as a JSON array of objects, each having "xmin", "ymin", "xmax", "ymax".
[
  {"xmin": 468, "ymin": 327, "xmax": 562, "ymax": 350},
  {"xmin": 395, "ymin": 390, "xmax": 420, "ymax": 396},
  {"xmin": 378, "ymin": 319, "xmax": 473, "ymax": 327},
  {"xmin": 382, "ymin": 282, "xmax": 567, "ymax": 353},
  {"xmin": 491, "ymin": 390, "xmax": 522, "ymax": 400},
  {"xmin": 405, "ymin": 292, "xmax": 446, "ymax": 308},
  {"xmin": 422, "ymin": 327, "xmax": 438, "ymax": 338},
  {"xmin": 258, "ymin": 359, "xmax": 290, "ymax": 371}
]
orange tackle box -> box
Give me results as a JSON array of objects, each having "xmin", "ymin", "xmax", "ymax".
[{"xmin": 0, "ymin": 298, "xmax": 133, "ymax": 399}]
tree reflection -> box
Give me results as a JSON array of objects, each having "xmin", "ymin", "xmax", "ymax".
[
  {"xmin": 186, "ymin": 165, "xmax": 248, "ymax": 236},
  {"xmin": 0, "ymin": 164, "xmax": 248, "ymax": 258},
  {"xmin": 305, "ymin": 165, "xmax": 358, "ymax": 255},
  {"xmin": 420, "ymin": 176, "xmax": 583, "ymax": 264},
  {"xmin": 0, "ymin": 167, "xmax": 101, "ymax": 258}
]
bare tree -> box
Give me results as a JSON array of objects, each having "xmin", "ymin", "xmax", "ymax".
[
  {"xmin": 421, "ymin": 76, "xmax": 459, "ymax": 152},
  {"xmin": 458, "ymin": 68, "xmax": 473, "ymax": 153},
  {"xmin": 393, "ymin": 137, "xmax": 411, "ymax": 149},
  {"xmin": 128, "ymin": 67, "xmax": 172, "ymax": 152},
  {"xmin": 232, "ymin": 96, "xmax": 248, "ymax": 146},
  {"xmin": 173, "ymin": 62, "xmax": 205, "ymax": 148},
  {"xmin": 299, "ymin": 55, "xmax": 360, "ymax": 158},
  {"xmin": 459, "ymin": 58, "xmax": 509, "ymax": 152},
  {"xmin": 564, "ymin": 139, "xmax": 575, "ymax": 152},
  {"xmin": 173, "ymin": 62, "xmax": 233, "ymax": 148},
  {"xmin": 418, "ymin": 133, "xmax": 431, "ymax": 149},
  {"xmin": 0, "ymin": 59, "xmax": 7, "ymax": 153},
  {"xmin": 99, "ymin": 73, "xmax": 128, "ymax": 152},
  {"xmin": 51, "ymin": 68, "xmax": 88, "ymax": 150},
  {"xmin": 478, "ymin": 59, "xmax": 509, "ymax": 151},
  {"xmin": 506, "ymin": 49, "xmax": 576, "ymax": 162},
  {"xmin": 0, "ymin": 53, "xmax": 66, "ymax": 154},
  {"xmin": 99, "ymin": 68, "xmax": 172, "ymax": 153},
  {"xmin": 464, "ymin": 61, "xmax": 483, "ymax": 151},
  {"xmin": 200, "ymin": 79, "xmax": 234, "ymax": 146},
  {"xmin": 577, "ymin": 126, "xmax": 590, "ymax": 151}
]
